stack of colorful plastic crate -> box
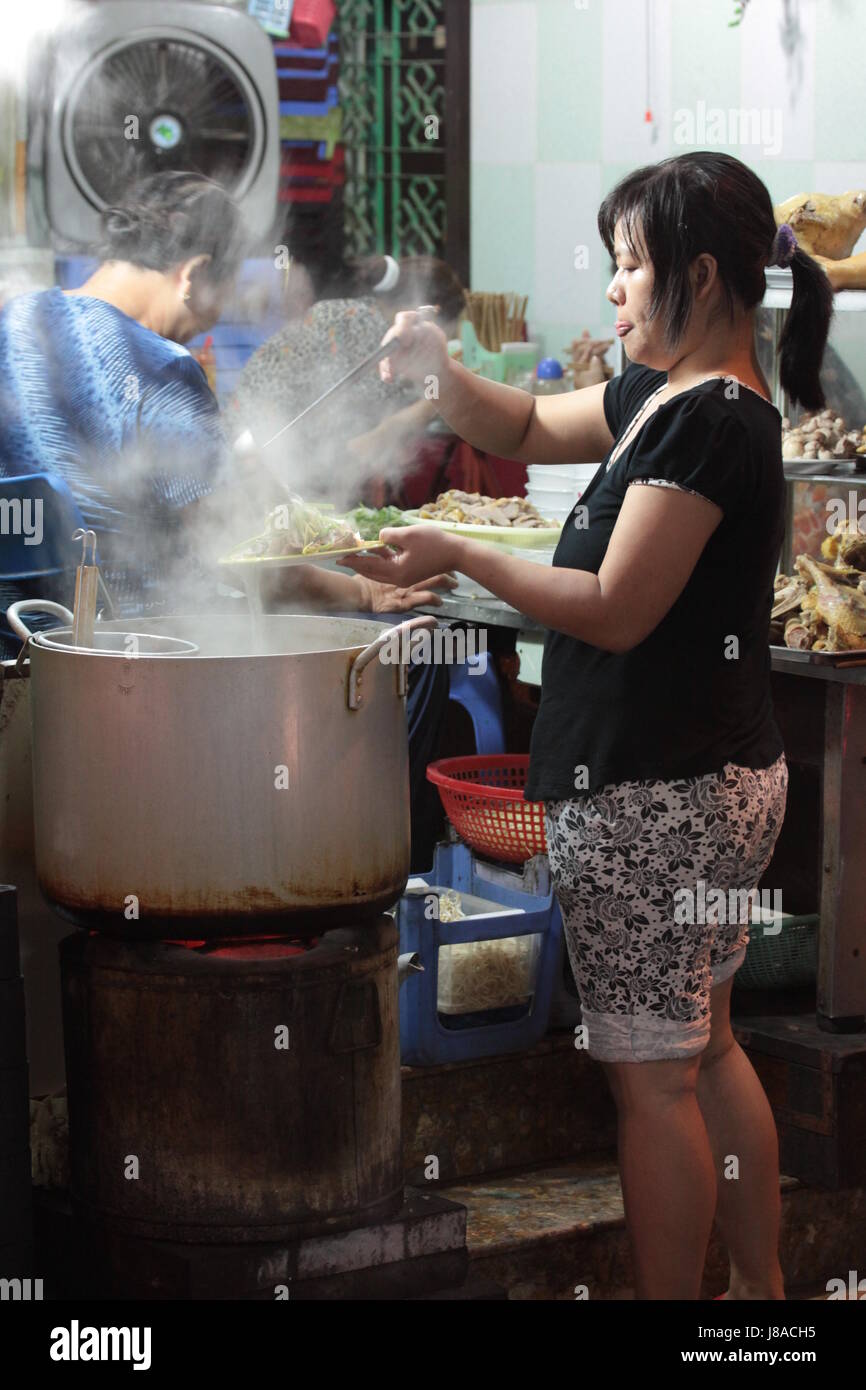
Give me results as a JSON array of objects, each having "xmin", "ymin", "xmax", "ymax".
[{"xmin": 272, "ymin": 23, "xmax": 344, "ymax": 271}]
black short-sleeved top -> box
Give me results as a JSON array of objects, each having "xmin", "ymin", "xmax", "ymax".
[{"xmin": 525, "ymin": 362, "xmax": 786, "ymax": 801}]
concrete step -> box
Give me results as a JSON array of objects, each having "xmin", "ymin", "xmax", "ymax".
[
  {"xmin": 431, "ymin": 1159, "xmax": 866, "ymax": 1300},
  {"xmin": 402, "ymin": 1030, "xmax": 617, "ymax": 1184},
  {"xmin": 399, "ymin": 999, "xmax": 826, "ymax": 1189}
]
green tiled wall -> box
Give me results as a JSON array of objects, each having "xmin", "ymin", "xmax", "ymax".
[{"xmin": 470, "ymin": 0, "xmax": 866, "ymax": 390}]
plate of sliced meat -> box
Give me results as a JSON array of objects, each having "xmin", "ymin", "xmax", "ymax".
[{"xmin": 403, "ymin": 490, "xmax": 562, "ymax": 547}]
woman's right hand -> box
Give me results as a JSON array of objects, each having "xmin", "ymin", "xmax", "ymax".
[{"xmin": 379, "ymin": 310, "xmax": 451, "ymax": 387}]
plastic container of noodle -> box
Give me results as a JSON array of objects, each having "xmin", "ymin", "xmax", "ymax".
[
  {"xmin": 422, "ymin": 886, "xmax": 542, "ymax": 1014},
  {"xmin": 437, "ymin": 933, "xmax": 542, "ymax": 1014}
]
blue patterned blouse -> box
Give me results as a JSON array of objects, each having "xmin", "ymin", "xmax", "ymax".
[{"xmin": 0, "ymin": 287, "xmax": 228, "ymax": 655}]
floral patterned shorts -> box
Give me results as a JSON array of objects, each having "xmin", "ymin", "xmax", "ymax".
[{"xmin": 544, "ymin": 755, "xmax": 788, "ymax": 1064}]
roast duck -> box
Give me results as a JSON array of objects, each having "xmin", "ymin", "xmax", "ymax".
[
  {"xmin": 771, "ymin": 522, "xmax": 866, "ymax": 652},
  {"xmin": 774, "ymin": 189, "xmax": 866, "ymax": 260}
]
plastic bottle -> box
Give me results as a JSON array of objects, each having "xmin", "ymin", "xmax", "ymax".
[{"xmin": 531, "ymin": 357, "xmax": 571, "ymax": 396}]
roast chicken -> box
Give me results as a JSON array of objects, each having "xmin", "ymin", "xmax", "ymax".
[
  {"xmin": 771, "ymin": 522, "xmax": 866, "ymax": 652},
  {"xmin": 774, "ymin": 190, "xmax": 866, "ymax": 260},
  {"xmin": 795, "ymin": 554, "xmax": 866, "ymax": 649}
]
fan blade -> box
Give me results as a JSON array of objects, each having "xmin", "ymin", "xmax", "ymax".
[
  {"xmin": 67, "ymin": 37, "xmax": 255, "ymax": 206},
  {"xmin": 195, "ymin": 129, "xmax": 251, "ymax": 142}
]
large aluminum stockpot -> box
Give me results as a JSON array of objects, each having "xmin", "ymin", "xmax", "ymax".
[{"xmin": 7, "ymin": 602, "xmax": 436, "ymax": 938}]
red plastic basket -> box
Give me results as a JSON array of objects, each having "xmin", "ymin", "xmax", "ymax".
[{"xmin": 426, "ymin": 755, "xmax": 548, "ymax": 864}]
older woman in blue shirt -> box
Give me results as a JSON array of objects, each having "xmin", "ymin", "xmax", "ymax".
[{"xmin": 0, "ymin": 170, "xmax": 451, "ymax": 656}]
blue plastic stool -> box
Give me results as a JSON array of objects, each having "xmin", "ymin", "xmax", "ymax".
[
  {"xmin": 0, "ymin": 472, "xmax": 85, "ymax": 580},
  {"xmin": 0, "ymin": 472, "xmax": 87, "ymax": 654},
  {"xmin": 397, "ymin": 840, "xmax": 563, "ymax": 1065},
  {"xmin": 447, "ymin": 653, "xmax": 506, "ymax": 754}
]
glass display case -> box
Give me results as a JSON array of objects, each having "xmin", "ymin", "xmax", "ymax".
[{"xmin": 760, "ymin": 269, "xmax": 866, "ymax": 574}]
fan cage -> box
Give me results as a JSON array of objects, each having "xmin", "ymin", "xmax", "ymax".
[{"xmin": 60, "ymin": 26, "xmax": 266, "ymax": 211}]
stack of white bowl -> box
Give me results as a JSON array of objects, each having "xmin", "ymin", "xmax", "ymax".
[{"xmin": 526, "ymin": 464, "xmax": 600, "ymax": 525}]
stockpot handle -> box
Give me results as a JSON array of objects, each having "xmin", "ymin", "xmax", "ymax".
[
  {"xmin": 6, "ymin": 600, "xmax": 75, "ymax": 642},
  {"xmin": 348, "ymin": 614, "xmax": 438, "ymax": 711}
]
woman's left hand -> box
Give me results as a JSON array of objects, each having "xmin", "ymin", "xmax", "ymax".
[
  {"xmin": 354, "ymin": 572, "xmax": 458, "ymax": 613},
  {"xmin": 338, "ymin": 523, "xmax": 460, "ymax": 588}
]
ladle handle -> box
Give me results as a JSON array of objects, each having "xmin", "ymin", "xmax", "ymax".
[{"xmin": 6, "ymin": 600, "xmax": 75, "ymax": 643}]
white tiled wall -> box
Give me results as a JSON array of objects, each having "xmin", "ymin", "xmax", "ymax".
[
  {"xmin": 599, "ymin": 0, "xmax": 674, "ymax": 167},
  {"xmin": 471, "ymin": 2, "xmax": 538, "ymax": 164},
  {"xmin": 470, "ymin": 0, "xmax": 866, "ymax": 366}
]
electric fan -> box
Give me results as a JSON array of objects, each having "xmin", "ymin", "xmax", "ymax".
[{"xmin": 32, "ymin": 1, "xmax": 279, "ymax": 247}]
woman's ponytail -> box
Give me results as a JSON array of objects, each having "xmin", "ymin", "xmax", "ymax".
[
  {"xmin": 598, "ymin": 156, "xmax": 837, "ymax": 414},
  {"xmin": 778, "ymin": 247, "xmax": 834, "ymax": 411}
]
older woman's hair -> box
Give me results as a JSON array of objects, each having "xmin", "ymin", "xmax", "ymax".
[{"xmin": 99, "ymin": 171, "xmax": 247, "ymax": 283}]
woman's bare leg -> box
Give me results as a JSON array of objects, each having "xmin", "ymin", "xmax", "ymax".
[
  {"xmin": 696, "ymin": 975, "xmax": 785, "ymax": 1300},
  {"xmin": 604, "ymin": 1055, "xmax": 716, "ymax": 1299}
]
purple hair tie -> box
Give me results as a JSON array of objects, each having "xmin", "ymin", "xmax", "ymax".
[{"xmin": 771, "ymin": 223, "xmax": 797, "ymax": 268}]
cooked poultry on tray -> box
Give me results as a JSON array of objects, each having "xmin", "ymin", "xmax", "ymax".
[
  {"xmin": 781, "ymin": 408, "xmax": 865, "ymax": 463},
  {"xmin": 774, "ymin": 190, "xmax": 866, "ymax": 260},
  {"xmin": 771, "ymin": 521, "xmax": 866, "ymax": 651}
]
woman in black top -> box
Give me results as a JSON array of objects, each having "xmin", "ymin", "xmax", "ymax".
[{"xmin": 343, "ymin": 152, "xmax": 833, "ymax": 1300}]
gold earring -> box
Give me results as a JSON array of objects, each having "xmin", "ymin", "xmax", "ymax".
[{"xmin": 183, "ymin": 290, "xmax": 191, "ymax": 303}]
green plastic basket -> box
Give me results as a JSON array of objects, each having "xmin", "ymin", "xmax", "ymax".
[
  {"xmin": 460, "ymin": 320, "xmax": 507, "ymax": 382},
  {"xmin": 737, "ymin": 911, "xmax": 819, "ymax": 991}
]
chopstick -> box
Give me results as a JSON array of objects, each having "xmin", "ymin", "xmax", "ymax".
[{"xmin": 466, "ymin": 291, "xmax": 528, "ymax": 352}]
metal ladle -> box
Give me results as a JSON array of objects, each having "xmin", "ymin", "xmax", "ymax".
[{"xmin": 232, "ymin": 304, "xmax": 440, "ymax": 477}]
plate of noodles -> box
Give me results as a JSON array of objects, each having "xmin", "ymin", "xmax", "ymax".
[{"xmin": 220, "ymin": 499, "xmax": 390, "ymax": 569}]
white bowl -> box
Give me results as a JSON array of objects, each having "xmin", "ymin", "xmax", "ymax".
[
  {"xmin": 527, "ymin": 464, "xmax": 598, "ymax": 483},
  {"xmin": 527, "ymin": 489, "xmax": 581, "ymax": 516},
  {"xmin": 528, "ymin": 484, "xmax": 581, "ymax": 499},
  {"xmin": 528, "ymin": 503, "xmax": 576, "ymax": 525}
]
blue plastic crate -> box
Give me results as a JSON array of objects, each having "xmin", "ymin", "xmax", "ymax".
[
  {"xmin": 397, "ymin": 840, "xmax": 563, "ymax": 1065},
  {"xmin": 53, "ymin": 255, "xmax": 97, "ymax": 287},
  {"xmin": 279, "ymin": 87, "xmax": 339, "ymax": 117},
  {"xmin": 272, "ymin": 32, "xmax": 338, "ymax": 61},
  {"xmin": 281, "ymin": 139, "xmax": 329, "ymax": 159},
  {"xmin": 276, "ymin": 59, "xmax": 331, "ymax": 77}
]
